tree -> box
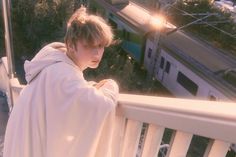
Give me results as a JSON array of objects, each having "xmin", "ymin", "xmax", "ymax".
[{"xmin": 11, "ymin": 0, "xmax": 75, "ymax": 58}]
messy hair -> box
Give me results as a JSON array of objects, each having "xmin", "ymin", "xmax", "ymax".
[{"xmin": 65, "ymin": 6, "xmax": 114, "ymax": 48}]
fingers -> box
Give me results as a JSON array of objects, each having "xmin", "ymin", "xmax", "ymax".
[{"xmin": 94, "ymin": 79, "xmax": 109, "ymax": 89}]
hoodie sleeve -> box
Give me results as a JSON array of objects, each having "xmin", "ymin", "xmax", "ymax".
[
  {"xmin": 62, "ymin": 78, "xmax": 119, "ymax": 113},
  {"xmin": 44, "ymin": 63, "xmax": 119, "ymax": 157},
  {"xmin": 98, "ymin": 79, "xmax": 119, "ymax": 104}
]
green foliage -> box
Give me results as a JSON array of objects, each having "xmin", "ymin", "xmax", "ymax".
[
  {"xmin": 90, "ymin": 0, "xmax": 107, "ymax": 16},
  {"xmin": 6, "ymin": 0, "xmax": 80, "ymax": 83},
  {"xmin": 84, "ymin": 45, "xmax": 171, "ymax": 96},
  {"xmin": 223, "ymin": 71, "xmax": 236, "ymax": 87},
  {"xmin": 11, "ymin": 0, "xmax": 75, "ymax": 57}
]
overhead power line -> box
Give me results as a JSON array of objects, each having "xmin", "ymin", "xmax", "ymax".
[
  {"xmin": 169, "ymin": 5, "xmax": 236, "ymax": 39},
  {"xmin": 166, "ymin": 13, "xmax": 216, "ymax": 35}
]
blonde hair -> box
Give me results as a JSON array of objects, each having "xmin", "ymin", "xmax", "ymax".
[{"xmin": 65, "ymin": 6, "xmax": 114, "ymax": 49}]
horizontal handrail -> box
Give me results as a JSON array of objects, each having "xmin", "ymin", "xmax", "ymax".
[
  {"xmin": 8, "ymin": 80, "xmax": 236, "ymax": 144},
  {"xmin": 118, "ymin": 94, "xmax": 236, "ymax": 143}
]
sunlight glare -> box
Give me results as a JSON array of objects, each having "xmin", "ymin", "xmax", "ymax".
[
  {"xmin": 150, "ymin": 15, "xmax": 166, "ymax": 30},
  {"xmin": 66, "ymin": 136, "xmax": 75, "ymax": 142}
]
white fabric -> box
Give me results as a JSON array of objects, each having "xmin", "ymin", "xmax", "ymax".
[{"xmin": 3, "ymin": 42, "xmax": 119, "ymax": 157}]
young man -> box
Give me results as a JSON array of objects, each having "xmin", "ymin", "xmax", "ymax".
[{"xmin": 4, "ymin": 6, "xmax": 119, "ymax": 157}]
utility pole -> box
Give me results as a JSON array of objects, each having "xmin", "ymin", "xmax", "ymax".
[
  {"xmin": 2, "ymin": 0, "xmax": 15, "ymax": 109},
  {"xmin": 2, "ymin": 0, "xmax": 14, "ymax": 78}
]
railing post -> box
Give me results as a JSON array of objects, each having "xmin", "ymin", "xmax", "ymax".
[
  {"xmin": 141, "ymin": 124, "xmax": 165, "ymax": 157},
  {"xmin": 118, "ymin": 94, "xmax": 236, "ymax": 157},
  {"xmin": 167, "ymin": 131, "xmax": 193, "ymax": 157},
  {"xmin": 203, "ymin": 140, "xmax": 230, "ymax": 157},
  {"xmin": 112, "ymin": 110, "xmax": 126, "ymax": 157},
  {"xmin": 121, "ymin": 119, "xmax": 142, "ymax": 157}
]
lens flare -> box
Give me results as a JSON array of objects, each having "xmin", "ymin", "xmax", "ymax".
[{"xmin": 150, "ymin": 15, "xmax": 166, "ymax": 30}]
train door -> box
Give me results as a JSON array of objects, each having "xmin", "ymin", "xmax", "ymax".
[
  {"xmin": 147, "ymin": 48, "xmax": 155, "ymax": 75},
  {"xmin": 162, "ymin": 60, "xmax": 171, "ymax": 81},
  {"xmin": 144, "ymin": 40, "xmax": 155, "ymax": 76},
  {"xmin": 157, "ymin": 56, "xmax": 165, "ymax": 81}
]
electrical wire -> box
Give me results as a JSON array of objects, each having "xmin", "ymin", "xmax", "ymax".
[{"xmin": 169, "ymin": 4, "xmax": 236, "ymax": 39}]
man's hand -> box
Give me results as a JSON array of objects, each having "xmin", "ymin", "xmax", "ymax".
[{"xmin": 94, "ymin": 79, "xmax": 109, "ymax": 89}]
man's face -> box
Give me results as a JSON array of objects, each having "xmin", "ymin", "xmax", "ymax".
[{"xmin": 70, "ymin": 40, "xmax": 105, "ymax": 71}]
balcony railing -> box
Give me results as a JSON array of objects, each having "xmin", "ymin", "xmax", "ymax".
[
  {"xmin": 115, "ymin": 94, "xmax": 236, "ymax": 157},
  {"xmin": 9, "ymin": 83, "xmax": 236, "ymax": 156},
  {"xmin": 2, "ymin": 59, "xmax": 236, "ymax": 157}
]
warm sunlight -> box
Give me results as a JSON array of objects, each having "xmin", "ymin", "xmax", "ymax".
[{"xmin": 149, "ymin": 14, "xmax": 166, "ymax": 30}]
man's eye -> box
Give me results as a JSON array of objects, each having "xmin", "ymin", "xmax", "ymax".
[
  {"xmin": 98, "ymin": 44, "xmax": 103, "ymax": 48},
  {"xmin": 98, "ymin": 44, "xmax": 105, "ymax": 49},
  {"xmin": 83, "ymin": 45, "xmax": 89, "ymax": 49}
]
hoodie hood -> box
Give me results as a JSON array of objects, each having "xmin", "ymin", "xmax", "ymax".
[{"xmin": 24, "ymin": 42, "xmax": 78, "ymax": 83}]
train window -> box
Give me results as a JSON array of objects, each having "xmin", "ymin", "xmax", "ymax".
[
  {"xmin": 160, "ymin": 57, "xmax": 165, "ymax": 69},
  {"xmin": 148, "ymin": 48, "xmax": 152, "ymax": 58},
  {"xmin": 177, "ymin": 72, "xmax": 198, "ymax": 96},
  {"xmin": 165, "ymin": 61, "xmax": 171, "ymax": 73}
]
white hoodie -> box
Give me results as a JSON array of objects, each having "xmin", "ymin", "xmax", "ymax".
[{"xmin": 3, "ymin": 42, "xmax": 119, "ymax": 157}]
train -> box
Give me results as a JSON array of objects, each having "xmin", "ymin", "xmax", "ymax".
[{"xmin": 90, "ymin": 0, "xmax": 236, "ymax": 101}]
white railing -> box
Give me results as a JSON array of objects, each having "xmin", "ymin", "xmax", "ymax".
[
  {"xmin": 7, "ymin": 75, "xmax": 236, "ymax": 157},
  {"xmin": 0, "ymin": 57, "xmax": 23, "ymax": 108},
  {"xmin": 114, "ymin": 94, "xmax": 236, "ymax": 157}
]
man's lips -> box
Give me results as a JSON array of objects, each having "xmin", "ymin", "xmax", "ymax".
[{"xmin": 91, "ymin": 60, "xmax": 100, "ymax": 64}]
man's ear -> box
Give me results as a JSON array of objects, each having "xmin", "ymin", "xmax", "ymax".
[{"xmin": 67, "ymin": 42, "xmax": 76, "ymax": 53}]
